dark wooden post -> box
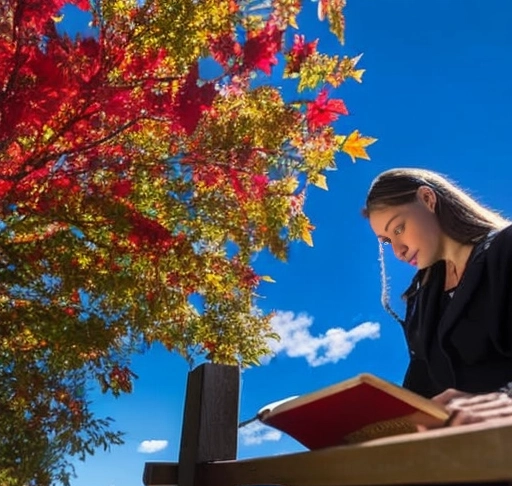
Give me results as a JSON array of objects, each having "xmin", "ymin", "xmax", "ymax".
[
  {"xmin": 178, "ymin": 363, "xmax": 240, "ymax": 486},
  {"xmin": 143, "ymin": 363, "xmax": 240, "ymax": 486}
]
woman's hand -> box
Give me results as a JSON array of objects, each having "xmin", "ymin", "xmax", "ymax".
[{"xmin": 432, "ymin": 388, "xmax": 512, "ymax": 426}]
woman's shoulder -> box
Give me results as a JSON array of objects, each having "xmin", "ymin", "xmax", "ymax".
[
  {"xmin": 495, "ymin": 223, "xmax": 512, "ymax": 238},
  {"xmin": 475, "ymin": 224, "xmax": 512, "ymax": 273},
  {"xmin": 485, "ymin": 224, "xmax": 512, "ymax": 254}
]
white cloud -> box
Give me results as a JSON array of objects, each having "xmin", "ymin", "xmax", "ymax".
[
  {"xmin": 137, "ymin": 440, "xmax": 169, "ymax": 454},
  {"xmin": 239, "ymin": 421, "xmax": 282, "ymax": 446},
  {"xmin": 266, "ymin": 311, "xmax": 380, "ymax": 367}
]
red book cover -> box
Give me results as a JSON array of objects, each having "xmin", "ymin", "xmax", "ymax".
[{"xmin": 258, "ymin": 374, "xmax": 448, "ymax": 449}]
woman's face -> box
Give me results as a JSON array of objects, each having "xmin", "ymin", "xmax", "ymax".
[{"xmin": 368, "ymin": 187, "xmax": 445, "ymax": 269}]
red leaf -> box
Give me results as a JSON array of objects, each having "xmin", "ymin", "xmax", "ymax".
[
  {"xmin": 0, "ymin": 39, "xmax": 15, "ymax": 87},
  {"xmin": 306, "ymin": 89, "xmax": 348, "ymax": 131},
  {"xmin": 175, "ymin": 64, "xmax": 216, "ymax": 135},
  {"xmin": 209, "ymin": 33, "xmax": 242, "ymax": 67},
  {"xmin": 251, "ymin": 174, "xmax": 269, "ymax": 199},
  {"xmin": 73, "ymin": 0, "xmax": 91, "ymax": 10},
  {"xmin": 229, "ymin": 169, "xmax": 246, "ymax": 200},
  {"xmin": 0, "ymin": 180, "xmax": 14, "ymax": 198},
  {"xmin": 243, "ymin": 22, "xmax": 283, "ymax": 75},
  {"xmin": 21, "ymin": 0, "xmax": 68, "ymax": 33},
  {"xmin": 127, "ymin": 213, "xmax": 175, "ymax": 252},
  {"xmin": 111, "ymin": 180, "xmax": 132, "ymax": 198}
]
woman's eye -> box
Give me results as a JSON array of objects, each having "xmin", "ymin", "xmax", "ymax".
[
  {"xmin": 380, "ymin": 238, "xmax": 391, "ymax": 245},
  {"xmin": 394, "ymin": 224, "xmax": 404, "ymax": 236}
]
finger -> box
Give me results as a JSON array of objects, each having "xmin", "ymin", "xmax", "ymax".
[
  {"xmin": 443, "ymin": 404, "xmax": 512, "ymax": 426},
  {"xmin": 447, "ymin": 393, "xmax": 512, "ymax": 411},
  {"xmin": 476, "ymin": 405, "xmax": 512, "ymax": 419},
  {"xmin": 432, "ymin": 388, "xmax": 472, "ymax": 405},
  {"xmin": 452, "ymin": 392, "xmax": 508, "ymax": 404},
  {"xmin": 445, "ymin": 409, "xmax": 485, "ymax": 426}
]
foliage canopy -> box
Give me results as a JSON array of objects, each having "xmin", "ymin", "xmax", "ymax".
[{"xmin": 0, "ymin": 0, "xmax": 374, "ymax": 483}]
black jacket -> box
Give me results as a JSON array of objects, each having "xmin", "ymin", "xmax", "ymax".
[{"xmin": 401, "ymin": 224, "xmax": 512, "ymax": 398}]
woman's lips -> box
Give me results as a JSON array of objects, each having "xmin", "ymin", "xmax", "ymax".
[{"xmin": 409, "ymin": 252, "xmax": 418, "ymax": 266}]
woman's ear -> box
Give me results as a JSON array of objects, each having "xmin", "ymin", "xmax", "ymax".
[{"xmin": 416, "ymin": 186, "xmax": 437, "ymax": 212}]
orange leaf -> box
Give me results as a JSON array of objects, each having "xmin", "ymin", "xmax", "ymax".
[{"xmin": 338, "ymin": 130, "xmax": 377, "ymax": 162}]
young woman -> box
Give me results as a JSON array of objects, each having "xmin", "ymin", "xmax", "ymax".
[{"xmin": 364, "ymin": 168, "xmax": 512, "ymax": 425}]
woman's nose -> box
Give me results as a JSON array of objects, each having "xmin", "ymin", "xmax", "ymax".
[{"xmin": 392, "ymin": 241, "xmax": 408, "ymax": 261}]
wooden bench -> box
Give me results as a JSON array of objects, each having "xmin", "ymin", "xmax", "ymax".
[{"xmin": 143, "ymin": 363, "xmax": 512, "ymax": 486}]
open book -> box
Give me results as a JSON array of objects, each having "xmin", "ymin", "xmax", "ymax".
[{"xmin": 255, "ymin": 373, "xmax": 449, "ymax": 449}]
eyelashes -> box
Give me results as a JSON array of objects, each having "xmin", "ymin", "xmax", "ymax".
[{"xmin": 380, "ymin": 223, "xmax": 405, "ymax": 245}]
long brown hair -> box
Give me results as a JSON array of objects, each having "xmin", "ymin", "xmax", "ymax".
[{"xmin": 364, "ymin": 168, "xmax": 509, "ymax": 244}]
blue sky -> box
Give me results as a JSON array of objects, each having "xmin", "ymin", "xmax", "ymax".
[{"xmin": 67, "ymin": 1, "xmax": 512, "ymax": 484}]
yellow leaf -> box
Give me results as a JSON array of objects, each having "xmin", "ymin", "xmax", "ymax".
[
  {"xmin": 301, "ymin": 226, "xmax": 314, "ymax": 247},
  {"xmin": 351, "ymin": 69, "xmax": 365, "ymax": 83},
  {"xmin": 284, "ymin": 176, "xmax": 299, "ymax": 194},
  {"xmin": 312, "ymin": 174, "xmax": 328, "ymax": 190},
  {"xmin": 339, "ymin": 130, "xmax": 377, "ymax": 163},
  {"xmin": 289, "ymin": 14, "xmax": 298, "ymax": 29},
  {"xmin": 260, "ymin": 275, "xmax": 276, "ymax": 283},
  {"xmin": 205, "ymin": 273, "xmax": 222, "ymax": 290}
]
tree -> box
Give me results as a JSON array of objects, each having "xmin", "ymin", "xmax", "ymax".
[{"xmin": 0, "ymin": 0, "xmax": 374, "ymax": 483}]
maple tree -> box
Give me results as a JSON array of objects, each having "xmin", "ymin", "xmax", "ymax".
[{"xmin": 0, "ymin": 0, "xmax": 375, "ymax": 483}]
